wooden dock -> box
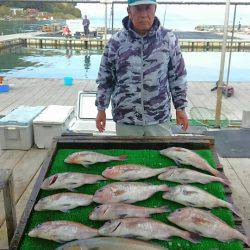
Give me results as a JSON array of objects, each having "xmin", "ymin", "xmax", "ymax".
[
  {"xmin": 0, "ymin": 32, "xmax": 45, "ymax": 50},
  {"xmin": 1, "ymin": 32, "xmax": 250, "ymax": 51},
  {"xmin": 0, "ymin": 78, "xmax": 250, "ymax": 249},
  {"xmin": 0, "ymin": 78, "xmax": 249, "ymax": 121}
]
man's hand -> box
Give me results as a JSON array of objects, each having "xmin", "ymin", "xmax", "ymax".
[
  {"xmin": 96, "ymin": 110, "xmax": 106, "ymax": 133},
  {"xmin": 176, "ymin": 110, "xmax": 189, "ymax": 131}
]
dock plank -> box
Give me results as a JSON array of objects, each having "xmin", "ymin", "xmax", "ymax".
[
  {"xmin": 0, "ymin": 78, "xmax": 249, "ymax": 122},
  {"xmin": 226, "ymin": 158, "xmax": 250, "ymax": 196},
  {"xmin": 0, "ymin": 167, "xmax": 42, "ymax": 250},
  {"xmin": 0, "ymin": 149, "xmax": 47, "ymax": 227},
  {"xmin": 220, "ymin": 157, "xmax": 250, "ymax": 238}
]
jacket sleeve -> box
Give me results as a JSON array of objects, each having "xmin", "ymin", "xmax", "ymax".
[
  {"xmin": 95, "ymin": 40, "xmax": 116, "ymax": 111},
  {"xmin": 168, "ymin": 33, "xmax": 188, "ymax": 110}
]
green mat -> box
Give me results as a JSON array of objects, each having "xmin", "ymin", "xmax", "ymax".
[{"xmin": 19, "ymin": 149, "xmax": 243, "ymax": 250}]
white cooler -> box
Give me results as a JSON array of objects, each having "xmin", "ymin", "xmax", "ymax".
[
  {"xmin": 33, "ymin": 105, "xmax": 74, "ymax": 149},
  {"xmin": 68, "ymin": 91, "xmax": 116, "ymax": 135},
  {"xmin": 0, "ymin": 106, "xmax": 45, "ymax": 150}
]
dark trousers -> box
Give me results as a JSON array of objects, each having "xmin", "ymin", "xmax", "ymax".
[{"xmin": 84, "ymin": 26, "xmax": 89, "ymax": 36}]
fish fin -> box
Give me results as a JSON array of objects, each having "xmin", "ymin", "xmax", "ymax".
[
  {"xmin": 59, "ymin": 208, "xmax": 70, "ymax": 213},
  {"xmin": 186, "ymin": 202, "xmax": 196, "ymax": 206},
  {"xmin": 118, "ymin": 155, "xmax": 127, "ymax": 161},
  {"xmin": 55, "ymin": 238, "xmax": 66, "ymax": 243},
  {"xmin": 183, "ymin": 190, "xmax": 198, "ymax": 196},
  {"xmin": 81, "ymin": 164, "xmax": 91, "ymax": 167},
  {"xmin": 156, "ymin": 205, "xmax": 170, "ymax": 213},
  {"xmin": 174, "ymin": 160, "xmax": 181, "ymax": 166},
  {"xmin": 67, "ymin": 188, "xmax": 77, "ymax": 192},
  {"xmin": 119, "ymin": 213, "xmax": 128, "ymax": 218},
  {"xmin": 121, "ymin": 198, "xmax": 131, "ymax": 203},
  {"xmin": 114, "ymin": 190, "xmax": 126, "ymax": 196},
  {"xmin": 123, "ymin": 234, "xmax": 136, "ymax": 238},
  {"xmin": 183, "ymin": 232, "xmax": 201, "ymax": 243},
  {"xmin": 229, "ymin": 203, "xmax": 241, "ymax": 217}
]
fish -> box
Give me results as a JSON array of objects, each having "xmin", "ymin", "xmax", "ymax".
[
  {"xmin": 34, "ymin": 193, "xmax": 93, "ymax": 212},
  {"xmin": 64, "ymin": 151, "xmax": 127, "ymax": 166},
  {"xmin": 162, "ymin": 185, "xmax": 240, "ymax": 216},
  {"xmin": 93, "ymin": 182, "xmax": 169, "ymax": 204},
  {"xmin": 160, "ymin": 147, "xmax": 227, "ymax": 179},
  {"xmin": 158, "ymin": 167, "xmax": 230, "ymax": 185},
  {"xmin": 41, "ymin": 172, "xmax": 106, "ymax": 191},
  {"xmin": 98, "ymin": 218, "xmax": 200, "ymax": 243},
  {"xmin": 55, "ymin": 237, "xmax": 165, "ymax": 250},
  {"xmin": 28, "ymin": 221, "xmax": 98, "ymax": 243},
  {"xmin": 89, "ymin": 203, "xmax": 169, "ymax": 220},
  {"xmin": 168, "ymin": 207, "xmax": 250, "ymax": 246},
  {"xmin": 102, "ymin": 164, "xmax": 169, "ymax": 181}
]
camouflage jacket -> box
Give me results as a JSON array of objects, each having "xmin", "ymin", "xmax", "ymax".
[{"xmin": 95, "ymin": 16, "xmax": 187, "ymax": 125}]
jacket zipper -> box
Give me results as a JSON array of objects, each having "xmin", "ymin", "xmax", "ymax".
[{"xmin": 140, "ymin": 38, "xmax": 145, "ymax": 125}]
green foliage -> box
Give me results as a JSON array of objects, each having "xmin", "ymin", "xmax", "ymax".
[{"xmin": 0, "ymin": 5, "xmax": 11, "ymax": 16}]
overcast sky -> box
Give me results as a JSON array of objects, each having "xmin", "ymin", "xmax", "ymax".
[{"xmin": 77, "ymin": 2, "xmax": 250, "ymax": 29}]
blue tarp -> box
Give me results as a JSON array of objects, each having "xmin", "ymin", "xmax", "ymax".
[{"xmin": 0, "ymin": 106, "xmax": 45, "ymax": 126}]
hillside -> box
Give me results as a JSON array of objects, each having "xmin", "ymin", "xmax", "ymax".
[{"xmin": 0, "ymin": 2, "xmax": 81, "ymax": 19}]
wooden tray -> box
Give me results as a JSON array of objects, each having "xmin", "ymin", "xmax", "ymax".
[{"xmin": 10, "ymin": 135, "xmax": 246, "ymax": 249}]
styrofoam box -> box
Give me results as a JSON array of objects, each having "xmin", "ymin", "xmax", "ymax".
[
  {"xmin": 0, "ymin": 106, "xmax": 45, "ymax": 150},
  {"xmin": 33, "ymin": 105, "xmax": 74, "ymax": 148}
]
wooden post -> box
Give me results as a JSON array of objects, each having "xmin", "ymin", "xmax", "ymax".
[
  {"xmin": 226, "ymin": 4, "xmax": 237, "ymax": 88},
  {"xmin": 215, "ymin": 0, "xmax": 230, "ymax": 128},
  {"xmin": 0, "ymin": 169, "xmax": 17, "ymax": 246}
]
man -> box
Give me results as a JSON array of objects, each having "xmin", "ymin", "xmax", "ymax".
[
  {"xmin": 95, "ymin": 0, "xmax": 188, "ymax": 136},
  {"xmin": 82, "ymin": 15, "xmax": 90, "ymax": 36}
]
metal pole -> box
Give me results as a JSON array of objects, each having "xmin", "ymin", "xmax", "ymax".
[
  {"xmin": 105, "ymin": 3, "xmax": 107, "ymax": 42},
  {"xmin": 163, "ymin": 5, "xmax": 167, "ymax": 27},
  {"xmin": 214, "ymin": 0, "xmax": 230, "ymax": 128},
  {"xmin": 226, "ymin": 4, "xmax": 237, "ymax": 87},
  {"xmin": 111, "ymin": 2, "xmax": 114, "ymax": 34}
]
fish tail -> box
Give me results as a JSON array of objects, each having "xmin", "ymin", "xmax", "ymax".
[
  {"xmin": 100, "ymin": 176, "xmax": 107, "ymax": 180},
  {"xmin": 154, "ymin": 205, "xmax": 170, "ymax": 213},
  {"xmin": 244, "ymin": 236, "xmax": 250, "ymax": 247},
  {"xmin": 216, "ymin": 171, "xmax": 231, "ymax": 185},
  {"xmin": 183, "ymin": 231, "xmax": 201, "ymax": 243},
  {"xmin": 228, "ymin": 203, "xmax": 241, "ymax": 217},
  {"xmin": 117, "ymin": 155, "xmax": 127, "ymax": 161},
  {"xmin": 218, "ymin": 176, "xmax": 231, "ymax": 186},
  {"xmin": 159, "ymin": 184, "xmax": 169, "ymax": 192}
]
